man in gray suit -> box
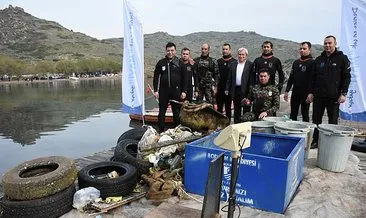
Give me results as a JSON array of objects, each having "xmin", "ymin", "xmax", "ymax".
[{"xmin": 225, "ymin": 47, "xmax": 253, "ymax": 123}]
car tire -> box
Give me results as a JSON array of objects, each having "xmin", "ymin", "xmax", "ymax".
[
  {"xmin": 78, "ymin": 161, "xmax": 137, "ymax": 199},
  {"xmin": 0, "ymin": 184, "xmax": 75, "ymax": 218},
  {"xmin": 352, "ymin": 138, "xmax": 366, "ymax": 153},
  {"xmin": 117, "ymin": 127, "xmax": 147, "ymax": 144},
  {"xmin": 1, "ymin": 156, "xmax": 77, "ymax": 200},
  {"xmin": 114, "ymin": 139, "xmax": 152, "ymax": 177}
]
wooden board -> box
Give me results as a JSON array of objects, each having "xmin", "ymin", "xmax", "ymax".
[{"xmin": 86, "ymin": 192, "xmax": 147, "ymax": 215}]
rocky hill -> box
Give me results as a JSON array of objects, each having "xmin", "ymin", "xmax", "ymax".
[
  {"xmin": 0, "ymin": 5, "xmax": 121, "ymax": 61},
  {"xmin": 0, "ymin": 5, "xmax": 323, "ymax": 77}
]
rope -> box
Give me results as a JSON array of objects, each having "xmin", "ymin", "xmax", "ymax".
[{"xmin": 179, "ymin": 187, "xmax": 203, "ymax": 204}]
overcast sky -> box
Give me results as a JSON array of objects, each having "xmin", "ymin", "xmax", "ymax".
[{"xmin": 1, "ymin": 0, "xmax": 343, "ymax": 44}]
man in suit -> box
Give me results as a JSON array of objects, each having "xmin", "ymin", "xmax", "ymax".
[{"xmin": 225, "ymin": 47, "xmax": 253, "ymax": 123}]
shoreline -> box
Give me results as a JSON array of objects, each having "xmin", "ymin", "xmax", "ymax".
[{"xmin": 0, "ymin": 74, "xmax": 122, "ymax": 85}]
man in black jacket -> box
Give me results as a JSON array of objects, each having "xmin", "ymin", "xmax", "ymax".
[
  {"xmin": 284, "ymin": 42, "xmax": 314, "ymax": 122},
  {"xmin": 307, "ymin": 35, "xmax": 351, "ymax": 147},
  {"xmin": 180, "ymin": 47, "xmax": 196, "ymax": 102},
  {"xmin": 225, "ymin": 47, "xmax": 253, "ymax": 123},
  {"xmin": 251, "ymin": 41, "xmax": 284, "ymax": 92},
  {"xmin": 153, "ymin": 42, "xmax": 188, "ymax": 132},
  {"xmin": 217, "ymin": 43, "xmax": 236, "ymax": 120}
]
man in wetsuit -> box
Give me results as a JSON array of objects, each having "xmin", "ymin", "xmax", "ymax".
[
  {"xmin": 251, "ymin": 41, "xmax": 284, "ymax": 92},
  {"xmin": 153, "ymin": 42, "xmax": 188, "ymax": 132},
  {"xmin": 180, "ymin": 47, "xmax": 196, "ymax": 102},
  {"xmin": 284, "ymin": 42, "xmax": 315, "ymax": 122},
  {"xmin": 217, "ymin": 43, "xmax": 236, "ymax": 119}
]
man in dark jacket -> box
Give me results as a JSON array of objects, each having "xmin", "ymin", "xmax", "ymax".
[
  {"xmin": 153, "ymin": 42, "xmax": 188, "ymax": 132},
  {"xmin": 217, "ymin": 43, "xmax": 236, "ymax": 120},
  {"xmin": 180, "ymin": 47, "xmax": 196, "ymax": 102},
  {"xmin": 251, "ymin": 41, "xmax": 284, "ymax": 92},
  {"xmin": 225, "ymin": 47, "xmax": 252, "ymax": 123},
  {"xmin": 194, "ymin": 43, "xmax": 218, "ymax": 103},
  {"xmin": 284, "ymin": 42, "xmax": 315, "ymax": 122},
  {"xmin": 307, "ymin": 35, "xmax": 351, "ymax": 147}
]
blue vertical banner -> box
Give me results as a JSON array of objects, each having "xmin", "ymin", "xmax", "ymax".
[
  {"xmin": 121, "ymin": 0, "xmax": 144, "ymax": 115},
  {"xmin": 340, "ymin": 0, "xmax": 366, "ymax": 121}
]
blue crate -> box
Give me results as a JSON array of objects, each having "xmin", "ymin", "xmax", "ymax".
[{"xmin": 184, "ymin": 132, "xmax": 304, "ymax": 214}]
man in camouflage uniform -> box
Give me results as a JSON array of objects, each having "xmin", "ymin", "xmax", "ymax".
[
  {"xmin": 194, "ymin": 43, "xmax": 219, "ymax": 104},
  {"xmin": 241, "ymin": 69, "xmax": 280, "ymax": 122}
]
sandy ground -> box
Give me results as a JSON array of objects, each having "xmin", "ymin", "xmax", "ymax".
[{"xmin": 61, "ymin": 149, "xmax": 366, "ymax": 218}]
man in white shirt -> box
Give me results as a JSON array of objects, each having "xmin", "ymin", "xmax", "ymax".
[{"xmin": 225, "ymin": 47, "xmax": 253, "ymax": 123}]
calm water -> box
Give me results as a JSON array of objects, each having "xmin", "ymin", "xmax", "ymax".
[{"xmin": 0, "ymin": 78, "xmax": 146, "ymax": 180}]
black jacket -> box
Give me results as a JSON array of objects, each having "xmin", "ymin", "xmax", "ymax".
[
  {"xmin": 153, "ymin": 56, "xmax": 187, "ymax": 93},
  {"xmin": 226, "ymin": 60, "xmax": 253, "ymax": 98},
  {"xmin": 310, "ymin": 49, "xmax": 351, "ymax": 98},
  {"xmin": 217, "ymin": 57, "xmax": 237, "ymax": 92},
  {"xmin": 286, "ymin": 57, "xmax": 315, "ymax": 95},
  {"xmin": 183, "ymin": 61, "xmax": 195, "ymax": 97},
  {"xmin": 251, "ymin": 56, "xmax": 284, "ymax": 91}
]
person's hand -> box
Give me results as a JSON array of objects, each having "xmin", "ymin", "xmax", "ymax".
[
  {"xmin": 194, "ymin": 92, "xmax": 199, "ymax": 98},
  {"xmin": 181, "ymin": 92, "xmax": 186, "ymax": 100},
  {"xmin": 258, "ymin": 111, "xmax": 268, "ymax": 119},
  {"xmin": 306, "ymin": 93, "xmax": 313, "ymax": 103},
  {"xmin": 284, "ymin": 92, "xmax": 289, "ymax": 102},
  {"xmin": 338, "ymin": 94, "xmax": 346, "ymax": 103},
  {"xmin": 224, "ymin": 90, "xmax": 229, "ymax": 96},
  {"xmin": 153, "ymin": 91, "xmax": 159, "ymax": 99},
  {"xmin": 213, "ymin": 87, "xmax": 217, "ymax": 96}
]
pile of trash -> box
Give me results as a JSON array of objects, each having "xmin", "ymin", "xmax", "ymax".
[{"xmin": 137, "ymin": 125, "xmax": 202, "ymax": 200}]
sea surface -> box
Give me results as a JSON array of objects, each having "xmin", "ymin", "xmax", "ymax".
[{"xmin": 0, "ymin": 78, "xmax": 153, "ymax": 180}]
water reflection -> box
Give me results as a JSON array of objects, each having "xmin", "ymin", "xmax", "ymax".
[{"xmin": 0, "ymin": 79, "xmax": 122, "ymax": 145}]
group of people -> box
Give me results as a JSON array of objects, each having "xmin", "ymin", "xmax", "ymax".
[{"xmin": 152, "ymin": 36, "xmax": 351, "ymax": 148}]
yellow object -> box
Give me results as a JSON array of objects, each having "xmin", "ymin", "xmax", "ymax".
[
  {"xmin": 107, "ymin": 171, "xmax": 119, "ymax": 178},
  {"xmin": 105, "ymin": 196, "xmax": 123, "ymax": 203}
]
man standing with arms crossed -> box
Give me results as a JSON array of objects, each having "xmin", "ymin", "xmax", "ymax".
[
  {"xmin": 307, "ymin": 35, "xmax": 351, "ymax": 148},
  {"xmin": 251, "ymin": 41, "xmax": 285, "ymax": 93},
  {"xmin": 217, "ymin": 43, "xmax": 236, "ymax": 120},
  {"xmin": 284, "ymin": 42, "xmax": 314, "ymax": 122},
  {"xmin": 153, "ymin": 42, "xmax": 188, "ymax": 133}
]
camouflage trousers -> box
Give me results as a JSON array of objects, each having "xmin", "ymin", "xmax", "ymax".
[
  {"xmin": 196, "ymin": 86, "xmax": 214, "ymax": 104},
  {"xmin": 240, "ymin": 112, "xmax": 257, "ymax": 122}
]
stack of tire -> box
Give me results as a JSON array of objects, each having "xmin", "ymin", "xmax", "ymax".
[
  {"xmin": 77, "ymin": 161, "xmax": 138, "ymax": 199},
  {"xmin": 74, "ymin": 127, "xmax": 149, "ymax": 199},
  {"xmin": 114, "ymin": 127, "xmax": 152, "ymax": 177},
  {"xmin": 0, "ymin": 156, "xmax": 77, "ymax": 218}
]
